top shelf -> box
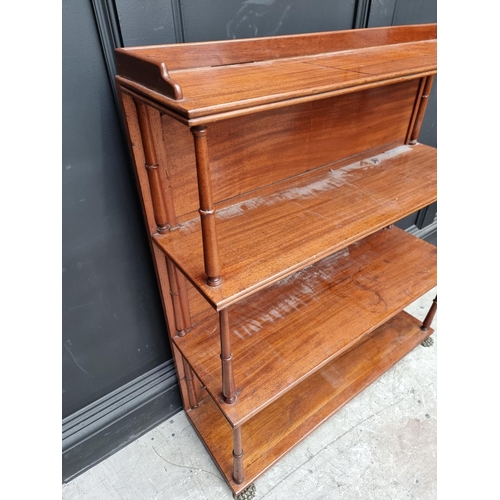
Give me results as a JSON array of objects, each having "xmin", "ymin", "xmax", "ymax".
[
  {"xmin": 153, "ymin": 143, "xmax": 436, "ymax": 310},
  {"xmin": 115, "ymin": 24, "xmax": 436, "ymax": 122}
]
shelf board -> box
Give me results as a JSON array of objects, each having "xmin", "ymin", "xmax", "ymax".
[
  {"xmin": 116, "ymin": 25, "xmax": 436, "ymax": 121},
  {"xmin": 175, "ymin": 227, "xmax": 436, "ymax": 427},
  {"xmin": 187, "ymin": 310, "xmax": 433, "ymax": 495},
  {"xmin": 168, "ymin": 40, "xmax": 435, "ymax": 119},
  {"xmin": 154, "ymin": 143, "xmax": 436, "ymax": 310}
]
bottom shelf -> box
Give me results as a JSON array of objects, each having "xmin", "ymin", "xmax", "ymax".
[{"xmin": 186, "ymin": 310, "xmax": 433, "ymax": 494}]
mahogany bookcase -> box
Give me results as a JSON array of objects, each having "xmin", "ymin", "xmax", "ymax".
[{"xmin": 114, "ymin": 23, "xmax": 437, "ymax": 498}]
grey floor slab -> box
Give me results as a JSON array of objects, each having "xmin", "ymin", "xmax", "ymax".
[{"xmin": 62, "ymin": 288, "xmax": 437, "ymax": 500}]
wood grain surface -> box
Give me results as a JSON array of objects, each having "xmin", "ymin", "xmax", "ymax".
[
  {"xmin": 115, "ymin": 25, "xmax": 438, "ymax": 494},
  {"xmin": 115, "ymin": 24, "xmax": 436, "ymax": 120},
  {"xmin": 117, "ymin": 24, "xmax": 436, "ymax": 72},
  {"xmin": 155, "ymin": 80, "xmax": 420, "ymax": 221},
  {"xmin": 176, "ymin": 227, "xmax": 436, "ymax": 427},
  {"xmin": 187, "ymin": 311, "xmax": 433, "ymax": 494},
  {"xmin": 168, "ymin": 41, "xmax": 435, "ymax": 118},
  {"xmin": 154, "ymin": 143, "xmax": 437, "ymax": 309}
]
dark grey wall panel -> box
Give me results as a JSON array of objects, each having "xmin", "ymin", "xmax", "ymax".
[
  {"xmin": 368, "ymin": 0, "xmax": 436, "ymax": 27},
  {"xmin": 392, "ymin": 0, "xmax": 437, "ymax": 25},
  {"xmin": 62, "ymin": 360, "xmax": 181, "ymax": 482},
  {"xmin": 367, "ymin": 0, "xmax": 398, "ymax": 27},
  {"xmin": 62, "ymin": 0, "xmax": 171, "ymax": 418},
  {"xmin": 115, "ymin": 0, "xmax": 178, "ymax": 46},
  {"xmin": 180, "ymin": 0, "xmax": 356, "ymax": 42}
]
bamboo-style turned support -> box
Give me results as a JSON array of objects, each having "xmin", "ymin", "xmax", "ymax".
[
  {"xmin": 135, "ymin": 101, "xmax": 171, "ymax": 234},
  {"xmin": 183, "ymin": 358, "xmax": 199, "ymax": 409},
  {"xmin": 421, "ymin": 295, "xmax": 437, "ymax": 331},
  {"xmin": 191, "ymin": 125, "xmax": 222, "ymax": 287},
  {"xmin": 409, "ymin": 75, "xmax": 435, "ymax": 145},
  {"xmin": 166, "ymin": 254, "xmax": 197, "ymax": 407},
  {"xmin": 166, "ymin": 257, "xmax": 189, "ymax": 337},
  {"xmin": 232, "ymin": 427, "xmax": 244, "ymax": 485},
  {"xmin": 220, "ymin": 309, "xmax": 237, "ymax": 405},
  {"xmin": 405, "ymin": 77, "xmax": 425, "ymax": 145}
]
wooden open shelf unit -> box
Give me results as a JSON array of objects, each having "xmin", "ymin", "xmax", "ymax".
[{"xmin": 115, "ymin": 23, "xmax": 437, "ymax": 497}]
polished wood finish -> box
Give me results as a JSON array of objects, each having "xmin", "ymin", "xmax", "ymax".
[
  {"xmin": 232, "ymin": 427, "xmax": 244, "ymax": 485},
  {"xmin": 183, "ymin": 358, "xmax": 198, "ymax": 410},
  {"xmin": 154, "ymin": 143, "xmax": 436, "ymax": 310},
  {"xmin": 135, "ymin": 101, "xmax": 171, "ymax": 234},
  {"xmin": 405, "ymin": 77, "xmax": 426, "ymax": 145},
  {"xmin": 165, "ymin": 257, "xmax": 190, "ymax": 337},
  {"xmin": 143, "ymin": 81, "xmax": 420, "ymax": 225},
  {"xmin": 115, "ymin": 25, "xmax": 437, "ymax": 496},
  {"xmin": 219, "ymin": 309, "xmax": 236, "ymax": 405},
  {"xmin": 422, "ymin": 295, "xmax": 437, "ymax": 331},
  {"xmin": 191, "ymin": 125, "xmax": 222, "ymax": 286},
  {"xmin": 117, "ymin": 24, "xmax": 436, "ymax": 73},
  {"xmin": 199, "ymin": 81, "xmax": 418, "ymax": 210},
  {"xmin": 176, "ymin": 227, "xmax": 436, "ymax": 426},
  {"xmin": 118, "ymin": 72, "xmax": 435, "ymax": 128},
  {"xmin": 409, "ymin": 75, "xmax": 435, "ymax": 145},
  {"xmin": 187, "ymin": 311, "xmax": 433, "ymax": 494},
  {"xmin": 115, "ymin": 24, "xmax": 436, "ymax": 121},
  {"xmin": 116, "ymin": 87, "xmax": 192, "ymax": 408},
  {"xmin": 168, "ymin": 41, "xmax": 434, "ymax": 119}
]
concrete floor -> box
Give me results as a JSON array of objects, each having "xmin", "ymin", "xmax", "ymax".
[{"xmin": 62, "ymin": 288, "xmax": 437, "ymax": 500}]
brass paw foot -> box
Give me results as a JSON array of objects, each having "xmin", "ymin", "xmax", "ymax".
[
  {"xmin": 421, "ymin": 336, "xmax": 434, "ymax": 347},
  {"xmin": 233, "ymin": 483, "xmax": 256, "ymax": 500}
]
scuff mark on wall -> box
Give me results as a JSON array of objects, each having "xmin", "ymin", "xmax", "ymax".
[
  {"xmin": 226, "ymin": 0, "xmax": 293, "ymax": 39},
  {"xmin": 64, "ymin": 340, "xmax": 95, "ymax": 378}
]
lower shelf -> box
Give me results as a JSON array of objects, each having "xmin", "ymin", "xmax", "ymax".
[
  {"xmin": 186, "ymin": 310, "xmax": 433, "ymax": 495},
  {"xmin": 177, "ymin": 227, "xmax": 436, "ymax": 427}
]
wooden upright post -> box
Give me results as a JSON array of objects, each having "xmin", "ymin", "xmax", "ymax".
[
  {"xmin": 220, "ymin": 309, "xmax": 236, "ymax": 404},
  {"xmin": 233, "ymin": 426, "xmax": 244, "ymax": 485},
  {"xmin": 409, "ymin": 75, "xmax": 435, "ymax": 145},
  {"xmin": 183, "ymin": 358, "xmax": 199, "ymax": 409},
  {"xmin": 165, "ymin": 254, "xmax": 197, "ymax": 407},
  {"xmin": 421, "ymin": 295, "xmax": 437, "ymax": 331},
  {"xmin": 135, "ymin": 101, "xmax": 171, "ymax": 234},
  {"xmin": 191, "ymin": 125, "xmax": 222, "ymax": 287},
  {"xmin": 165, "ymin": 257, "xmax": 190, "ymax": 337}
]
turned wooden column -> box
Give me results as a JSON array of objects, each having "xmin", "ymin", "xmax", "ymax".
[
  {"xmin": 183, "ymin": 358, "xmax": 199, "ymax": 409},
  {"xmin": 165, "ymin": 258, "xmax": 190, "ymax": 337},
  {"xmin": 220, "ymin": 309, "xmax": 237, "ymax": 404},
  {"xmin": 409, "ymin": 75, "xmax": 435, "ymax": 145},
  {"xmin": 232, "ymin": 426, "xmax": 244, "ymax": 485},
  {"xmin": 191, "ymin": 125, "xmax": 222, "ymax": 287},
  {"xmin": 421, "ymin": 295, "xmax": 437, "ymax": 331},
  {"xmin": 165, "ymin": 255, "xmax": 197, "ymax": 408},
  {"xmin": 135, "ymin": 101, "xmax": 171, "ymax": 234}
]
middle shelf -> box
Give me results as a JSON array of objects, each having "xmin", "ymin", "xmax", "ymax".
[
  {"xmin": 153, "ymin": 142, "xmax": 436, "ymax": 310},
  {"xmin": 174, "ymin": 227, "xmax": 436, "ymax": 427}
]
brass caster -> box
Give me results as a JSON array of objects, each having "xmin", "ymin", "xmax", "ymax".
[
  {"xmin": 233, "ymin": 483, "xmax": 256, "ymax": 500},
  {"xmin": 421, "ymin": 336, "xmax": 434, "ymax": 347}
]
